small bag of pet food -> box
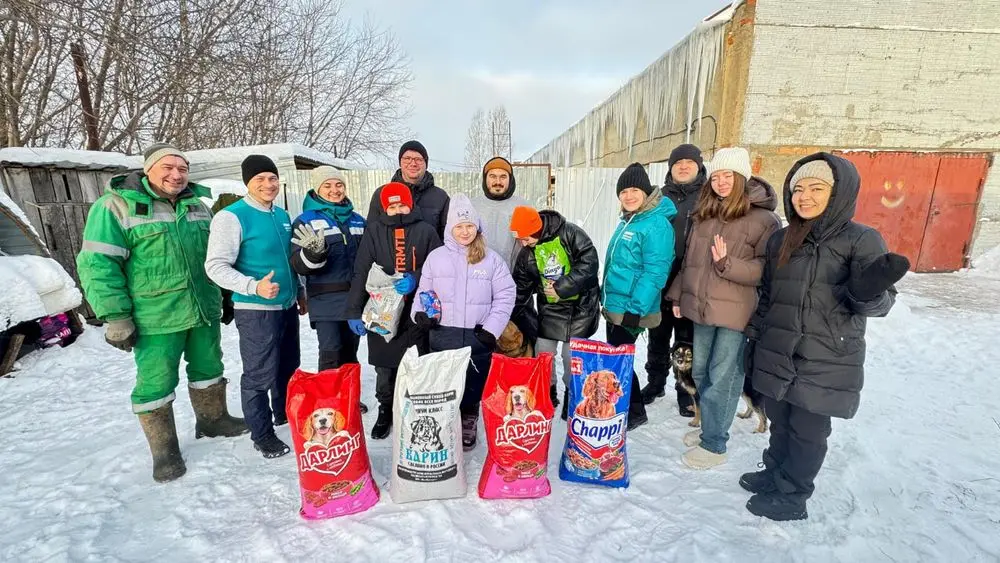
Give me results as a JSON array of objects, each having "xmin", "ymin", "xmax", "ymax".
[
  {"xmin": 287, "ymin": 365, "xmax": 380, "ymax": 519},
  {"xmin": 559, "ymin": 338, "xmax": 634, "ymax": 488},
  {"xmin": 478, "ymin": 352, "xmax": 555, "ymax": 499},
  {"xmin": 363, "ymin": 263, "xmax": 405, "ymax": 341},
  {"xmin": 418, "ymin": 290, "xmax": 441, "ymax": 320},
  {"xmin": 390, "ymin": 346, "xmax": 470, "ymax": 503}
]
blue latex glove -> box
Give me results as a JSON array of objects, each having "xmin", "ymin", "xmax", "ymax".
[
  {"xmin": 394, "ymin": 273, "xmax": 416, "ymax": 295},
  {"xmin": 348, "ymin": 319, "xmax": 367, "ymax": 336}
]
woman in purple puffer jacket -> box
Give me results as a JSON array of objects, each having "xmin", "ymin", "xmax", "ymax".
[{"xmin": 412, "ymin": 194, "xmax": 516, "ymax": 450}]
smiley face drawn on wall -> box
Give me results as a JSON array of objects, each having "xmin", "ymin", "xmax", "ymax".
[{"xmin": 881, "ymin": 180, "xmax": 905, "ymax": 209}]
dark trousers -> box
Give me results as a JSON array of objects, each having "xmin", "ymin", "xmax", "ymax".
[
  {"xmin": 606, "ymin": 324, "xmax": 646, "ymax": 419},
  {"xmin": 375, "ymin": 366, "xmax": 397, "ymax": 407},
  {"xmin": 763, "ymin": 397, "xmax": 832, "ymax": 499},
  {"xmin": 429, "ymin": 327, "xmax": 491, "ymax": 416},
  {"xmin": 234, "ymin": 306, "xmax": 301, "ymax": 442},
  {"xmin": 314, "ymin": 320, "xmax": 360, "ymax": 370},
  {"xmin": 645, "ymin": 310, "xmax": 694, "ymax": 389}
]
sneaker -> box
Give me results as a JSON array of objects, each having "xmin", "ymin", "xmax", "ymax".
[
  {"xmin": 746, "ymin": 492, "xmax": 808, "ymax": 521},
  {"xmin": 739, "ymin": 463, "xmax": 778, "ymax": 494},
  {"xmin": 253, "ymin": 434, "xmax": 290, "ymax": 459},
  {"xmin": 626, "ymin": 411, "xmax": 648, "ymax": 431},
  {"xmin": 681, "ymin": 446, "xmax": 727, "ymax": 469},
  {"xmin": 462, "ymin": 412, "xmax": 479, "ymax": 451},
  {"xmin": 371, "ymin": 405, "xmax": 392, "ymax": 440},
  {"xmin": 682, "ymin": 429, "xmax": 701, "ymax": 447}
]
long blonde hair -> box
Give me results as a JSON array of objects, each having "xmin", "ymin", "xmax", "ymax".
[
  {"xmin": 467, "ymin": 232, "xmax": 486, "ymax": 264},
  {"xmin": 693, "ymin": 174, "xmax": 750, "ymax": 222}
]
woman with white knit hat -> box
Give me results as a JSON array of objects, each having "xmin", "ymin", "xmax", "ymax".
[{"xmin": 667, "ymin": 147, "xmax": 781, "ymax": 470}]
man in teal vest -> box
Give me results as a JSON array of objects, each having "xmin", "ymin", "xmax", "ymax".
[
  {"xmin": 77, "ymin": 143, "xmax": 248, "ymax": 483},
  {"xmin": 205, "ymin": 155, "xmax": 304, "ymax": 459}
]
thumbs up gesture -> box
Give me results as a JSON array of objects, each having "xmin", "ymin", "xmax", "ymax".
[{"xmin": 256, "ymin": 270, "xmax": 280, "ymax": 299}]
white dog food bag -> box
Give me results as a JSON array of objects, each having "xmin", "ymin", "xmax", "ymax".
[
  {"xmin": 362, "ymin": 264, "xmax": 405, "ymax": 342},
  {"xmin": 389, "ymin": 346, "xmax": 470, "ymax": 504}
]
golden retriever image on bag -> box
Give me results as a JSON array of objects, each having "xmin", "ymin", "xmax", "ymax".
[
  {"xmin": 574, "ymin": 370, "xmax": 624, "ymax": 419},
  {"xmin": 302, "ymin": 408, "xmax": 348, "ymax": 448},
  {"xmin": 504, "ymin": 385, "xmax": 540, "ymax": 422}
]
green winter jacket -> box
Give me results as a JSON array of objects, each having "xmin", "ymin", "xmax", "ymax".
[{"xmin": 76, "ymin": 172, "xmax": 222, "ymax": 335}]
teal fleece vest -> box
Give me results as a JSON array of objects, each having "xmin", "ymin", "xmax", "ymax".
[{"xmin": 228, "ymin": 198, "xmax": 296, "ymax": 309}]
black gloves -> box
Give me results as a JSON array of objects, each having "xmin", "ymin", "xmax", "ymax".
[
  {"xmin": 474, "ymin": 324, "xmax": 496, "ymax": 351},
  {"xmin": 414, "ymin": 312, "xmax": 439, "ymax": 331},
  {"xmin": 621, "ymin": 312, "xmax": 641, "ymax": 329},
  {"xmin": 849, "ymin": 252, "xmax": 910, "ymax": 301}
]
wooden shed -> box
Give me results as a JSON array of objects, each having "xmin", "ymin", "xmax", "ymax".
[{"xmin": 0, "ymin": 147, "xmax": 142, "ymax": 320}]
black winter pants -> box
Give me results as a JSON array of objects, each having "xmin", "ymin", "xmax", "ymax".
[
  {"xmin": 314, "ymin": 320, "xmax": 360, "ymax": 370},
  {"xmin": 606, "ymin": 324, "xmax": 647, "ymax": 420},
  {"xmin": 645, "ymin": 310, "xmax": 693, "ymax": 387},
  {"xmin": 763, "ymin": 397, "xmax": 832, "ymax": 499},
  {"xmin": 234, "ymin": 306, "xmax": 301, "ymax": 442}
]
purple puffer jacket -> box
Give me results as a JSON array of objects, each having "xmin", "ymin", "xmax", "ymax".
[{"xmin": 412, "ymin": 194, "xmax": 516, "ymax": 338}]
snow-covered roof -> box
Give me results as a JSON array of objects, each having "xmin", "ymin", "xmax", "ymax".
[
  {"xmin": 0, "ymin": 147, "xmax": 141, "ymax": 171},
  {"xmin": 198, "ymin": 178, "xmax": 248, "ymax": 199},
  {"xmin": 186, "ymin": 143, "xmax": 359, "ymax": 171}
]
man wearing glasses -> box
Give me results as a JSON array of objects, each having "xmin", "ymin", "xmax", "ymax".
[{"xmin": 367, "ymin": 140, "xmax": 450, "ymax": 238}]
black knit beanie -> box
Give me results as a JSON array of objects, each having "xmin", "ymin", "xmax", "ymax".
[
  {"xmin": 669, "ymin": 143, "xmax": 704, "ymax": 168},
  {"xmin": 241, "ymin": 154, "xmax": 279, "ymax": 185},
  {"xmin": 398, "ymin": 140, "xmax": 428, "ymax": 163},
  {"xmin": 616, "ymin": 162, "xmax": 653, "ymax": 196}
]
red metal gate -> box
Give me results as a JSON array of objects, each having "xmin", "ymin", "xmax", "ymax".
[{"xmin": 834, "ymin": 151, "xmax": 990, "ymax": 272}]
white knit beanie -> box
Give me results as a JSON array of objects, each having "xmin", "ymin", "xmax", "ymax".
[
  {"xmin": 789, "ymin": 160, "xmax": 835, "ymax": 188},
  {"xmin": 310, "ymin": 165, "xmax": 347, "ymax": 189},
  {"xmin": 705, "ymin": 147, "xmax": 752, "ymax": 181}
]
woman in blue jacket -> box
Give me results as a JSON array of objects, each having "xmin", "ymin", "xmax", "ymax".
[
  {"xmin": 602, "ymin": 163, "xmax": 676, "ymax": 430},
  {"xmin": 290, "ymin": 167, "xmax": 367, "ymax": 410}
]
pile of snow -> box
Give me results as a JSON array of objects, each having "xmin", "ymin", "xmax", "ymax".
[
  {"xmin": 0, "ymin": 147, "xmax": 140, "ymax": 170},
  {"xmin": 186, "ymin": 143, "xmax": 358, "ymax": 171},
  {"xmin": 0, "ymin": 256, "xmax": 82, "ymax": 329},
  {"xmin": 968, "ymin": 245, "xmax": 1000, "ymax": 278}
]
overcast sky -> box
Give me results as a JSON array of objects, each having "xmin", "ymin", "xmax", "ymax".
[{"xmin": 341, "ymin": 0, "xmax": 719, "ymax": 170}]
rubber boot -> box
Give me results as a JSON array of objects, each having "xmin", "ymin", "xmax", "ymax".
[
  {"xmin": 138, "ymin": 403, "xmax": 187, "ymax": 483},
  {"xmin": 189, "ymin": 379, "xmax": 249, "ymax": 439}
]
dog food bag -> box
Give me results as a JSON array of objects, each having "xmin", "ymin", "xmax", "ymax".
[
  {"xmin": 363, "ymin": 263, "xmax": 405, "ymax": 341},
  {"xmin": 478, "ymin": 352, "xmax": 555, "ymax": 499},
  {"xmin": 559, "ymin": 338, "xmax": 635, "ymax": 488},
  {"xmin": 389, "ymin": 346, "xmax": 470, "ymax": 504},
  {"xmin": 287, "ymin": 364, "xmax": 380, "ymax": 519}
]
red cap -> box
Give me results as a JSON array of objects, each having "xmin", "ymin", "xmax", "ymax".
[{"xmin": 379, "ymin": 182, "xmax": 413, "ymax": 211}]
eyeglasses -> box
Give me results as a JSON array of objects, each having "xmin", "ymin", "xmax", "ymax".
[{"xmin": 401, "ymin": 156, "xmax": 424, "ymax": 164}]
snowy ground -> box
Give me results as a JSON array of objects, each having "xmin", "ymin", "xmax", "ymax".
[{"xmin": 2, "ymin": 270, "xmax": 999, "ymax": 562}]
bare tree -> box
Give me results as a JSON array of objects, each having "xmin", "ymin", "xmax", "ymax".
[
  {"xmin": 487, "ymin": 105, "xmax": 512, "ymax": 160},
  {"xmin": 464, "ymin": 105, "xmax": 512, "ymax": 169}
]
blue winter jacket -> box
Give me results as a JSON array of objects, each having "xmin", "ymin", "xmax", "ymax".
[
  {"xmin": 602, "ymin": 189, "xmax": 676, "ymax": 328},
  {"xmin": 291, "ymin": 191, "xmax": 366, "ymax": 321}
]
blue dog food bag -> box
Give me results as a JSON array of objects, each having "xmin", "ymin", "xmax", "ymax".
[{"xmin": 559, "ymin": 338, "xmax": 635, "ymax": 488}]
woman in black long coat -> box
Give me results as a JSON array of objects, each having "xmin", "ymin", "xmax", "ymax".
[{"xmin": 741, "ymin": 153, "xmax": 909, "ymax": 521}]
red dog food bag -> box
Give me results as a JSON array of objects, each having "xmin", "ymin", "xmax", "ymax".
[
  {"xmin": 478, "ymin": 352, "xmax": 555, "ymax": 499},
  {"xmin": 287, "ymin": 365, "xmax": 380, "ymax": 519}
]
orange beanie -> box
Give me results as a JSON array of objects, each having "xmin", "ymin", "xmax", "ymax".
[{"xmin": 509, "ymin": 206, "xmax": 543, "ymax": 238}]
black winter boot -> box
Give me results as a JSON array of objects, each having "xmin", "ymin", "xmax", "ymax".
[
  {"xmin": 189, "ymin": 379, "xmax": 249, "ymax": 439},
  {"xmin": 253, "ymin": 434, "xmax": 290, "ymax": 459},
  {"xmin": 138, "ymin": 403, "xmax": 187, "ymax": 483},
  {"xmin": 746, "ymin": 492, "xmax": 808, "ymax": 521},
  {"xmin": 371, "ymin": 404, "xmax": 392, "ymax": 440},
  {"xmin": 550, "ymin": 384, "xmax": 560, "ymax": 409},
  {"xmin": 739, "ymin": 462, "xmax": 778, "ymax": 494},
  {"xmin": 639, "ymin": 374, "xmax": 667, "ymax": 405},
  {"xmin": 627, "ymin": 410, "xmax": 648, "ymax": 431}
]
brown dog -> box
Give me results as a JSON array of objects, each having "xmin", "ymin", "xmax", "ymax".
[
  {"xmin": 496, "ymin": 321, "xmax": 533, "ymax": 358},
  {"xmin": 575, "ymin": 370, "xmax": 623, "ymax": 419}
]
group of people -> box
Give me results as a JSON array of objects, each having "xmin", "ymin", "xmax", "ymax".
[{"xmin": 76, "ymin": 138, "xmax": 908, "ymax": 522}]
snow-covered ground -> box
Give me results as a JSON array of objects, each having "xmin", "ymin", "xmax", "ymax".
[{"xmin": 2, "ymin": 269, "xmax": 999, "ymax": 562}]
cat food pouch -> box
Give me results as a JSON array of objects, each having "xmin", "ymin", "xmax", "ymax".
[
  {"xmin": 287, "ymin": 365, "xmax": 380, "ymax": 519},
  {"xmin": 363, "ymin": 264, "xmax": 405, "ymax": 341},
  {"xmin": 559, "ymin": 338, "xmax": 634, "ymax": 488},
  {"xmin": 390, "ymin": 346, "xmax": 470, "ymax": 503},
  {"xmin": 478, "ymin": 352, "xmax": 555, "ymax": 499}
]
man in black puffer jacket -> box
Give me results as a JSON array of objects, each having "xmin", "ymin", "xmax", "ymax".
[
  {"xmin": 509, "ymin": 206, "xmax": 601, "ymax": 419},
  {"xmin": 641, "ymin": 144, "xmax": 705, "ymax": 415},
  {"xmin": 367, "ymin": 140, "xmax": 450, "ymax": 239},
  {"xmin": 741, "ymin": 153, "xmax": 906, "ymax": 521}
]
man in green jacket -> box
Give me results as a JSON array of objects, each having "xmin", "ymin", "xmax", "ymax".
[{"xmin": 77, "ymin": 143, "xmax": 248, "ymax": 483}]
